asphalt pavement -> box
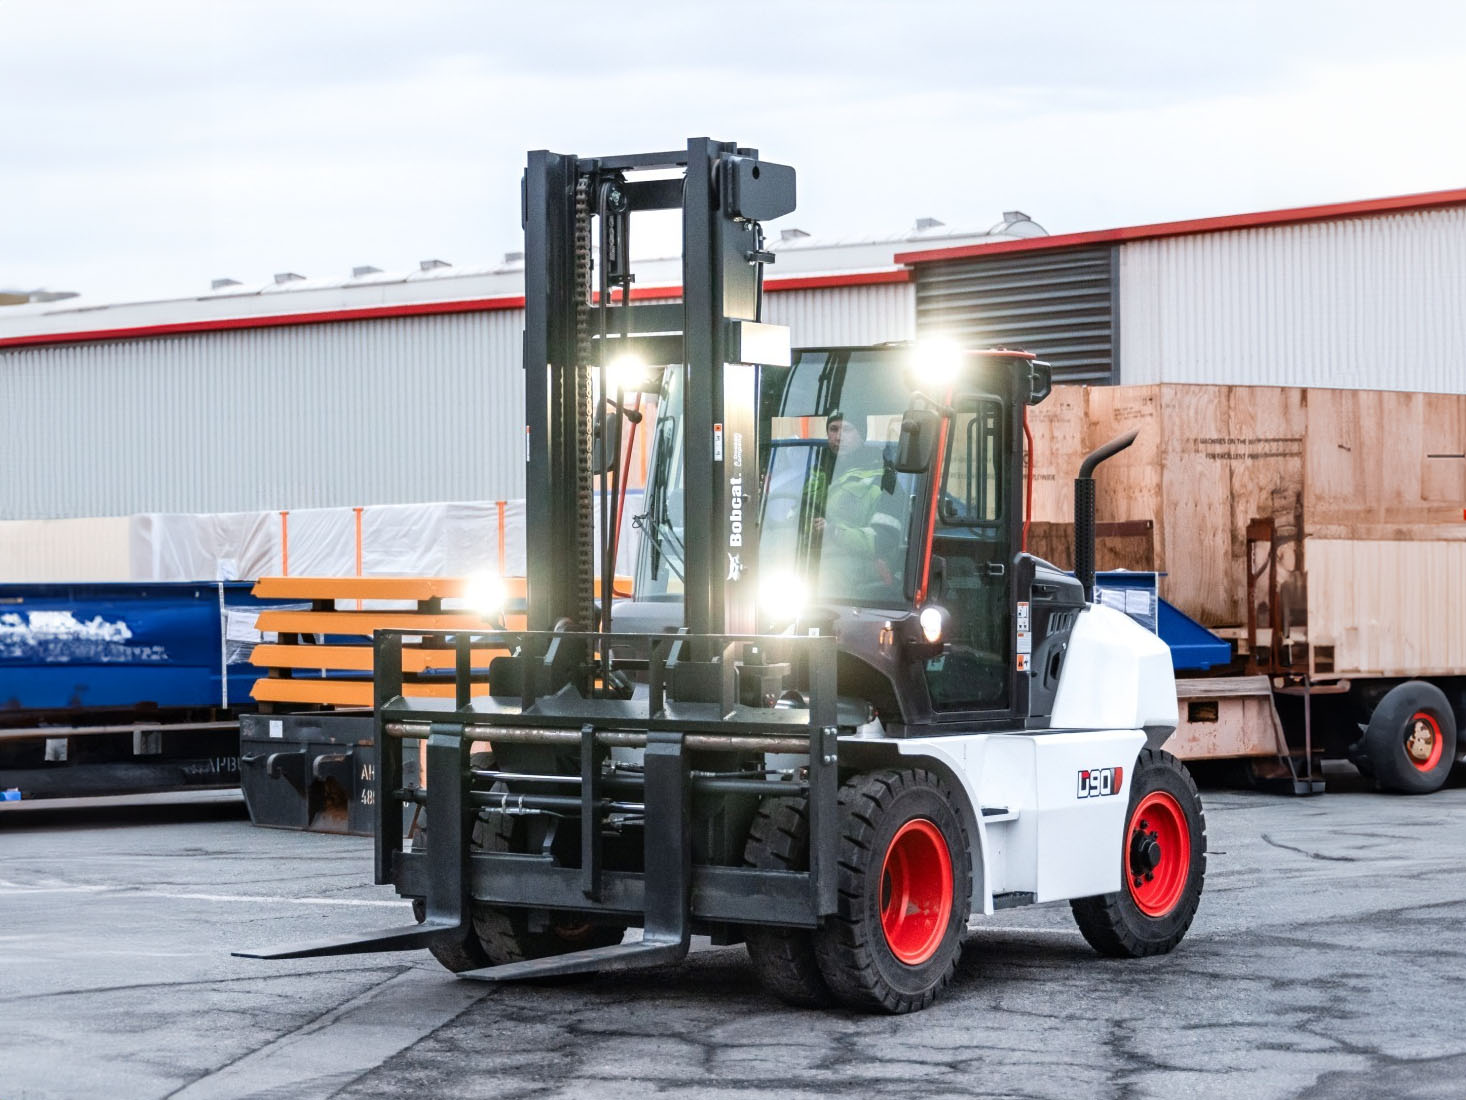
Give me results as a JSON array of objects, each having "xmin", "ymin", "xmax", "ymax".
[{"xmin": 4, "ymin": 774, "xmax": 1466, "ymax": 1100}]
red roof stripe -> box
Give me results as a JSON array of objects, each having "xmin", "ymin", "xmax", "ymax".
[
  {"xmin": 894, "ymin": 186, "xmax": 1466, "ymax": 265},
  {"xmin": 0, "ymin": 269, "xmax": 909, "ymax": 349}
]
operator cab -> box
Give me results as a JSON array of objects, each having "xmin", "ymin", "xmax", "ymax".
[{"xmin": 630, "ymin": 341, "xmax": 1086, "ymax": 737}]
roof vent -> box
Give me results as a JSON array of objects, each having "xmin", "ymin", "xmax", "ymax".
[
  {"xmin": 273, "ymin": 272, "xmax": 305, "ymax": 285},
  {"xmin": 211, "ymin": 278, "xmax": 242, "ymax": 290},
  {"xmin": 503, "ymin": 251, "xmax": 524, "ymax": 264},
  {"xmin": 352, "ymin": 265, "xmax": 382, "ymax": 278},
  {"xmin": 779, "ymin": 228, "xmax": 810, "ymax": 242},
  {"xmin": 914, "ymin": 217, "xmax": 945, "ymax": 232},
  {"xmin": 0, "ymin": 288, "xmax": 80, "ymax": 304},
  {"xmin": 988, "ymin": 210, "xmax": 1048, "ymax": 238},
  {"xmin": 419, "ymin": 258, "xmax": 451, "ymax": 271}
]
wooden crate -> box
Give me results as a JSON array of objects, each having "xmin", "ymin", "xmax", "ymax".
[{"xmin": 1026, "ymin": 383, "xmax": 1466, "ymax": 676}]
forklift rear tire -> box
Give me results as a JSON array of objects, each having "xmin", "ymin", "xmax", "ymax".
[
  {"xmin": 1071, "ymin": 748, "xmax": 1206, "ymax": 958},
  {"xmin": 1361, "ymin": 681, "xmax": 1457, "ymax": 795},
  {"xmin": 743, "ymin": 795, "xmax": 832, "ymax": 1007},
  {"xmin": 813, "ymin": 768, "xmax": 972, "ymax": 1014}
]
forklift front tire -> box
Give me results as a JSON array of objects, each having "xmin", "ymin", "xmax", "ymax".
[
  {"xmin": 813, "ymin": 768, "xmax": 972, "ymax": 1014},
  {"xmin": 1071, "ymin": 748, "xmax": 1206, "ymax": 958},
  {"xmin": 409, "ymin": 823, "xmax": 493, "ymax": 973},
  {"xmin": 743, "ymin": 796, "xmax": 832, "ymax": 1007}
]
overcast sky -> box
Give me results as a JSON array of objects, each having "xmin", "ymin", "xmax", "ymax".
[{"xmin": 5, "ymin": 0, "xmax": 1466, "ymax": 303}]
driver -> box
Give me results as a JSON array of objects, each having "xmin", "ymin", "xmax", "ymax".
[{"xmin": 802, "ymin": 410, "xmax": 886, "ymax": 559}]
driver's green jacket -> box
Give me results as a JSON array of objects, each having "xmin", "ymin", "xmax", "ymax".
[{"xmin": 802, "ymin": 452, "xmax": 886, "ymax": 555}]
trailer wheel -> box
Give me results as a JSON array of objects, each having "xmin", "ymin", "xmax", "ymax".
[
  {"xmin": 1071, "ymin": 748, "xmax": 1206, "ymax": 958},
  {"xmin": 813, "ymin": 769, "xmax": 972, "ymax": 1014},
  {"xmin": 743, "ymin": 795, "xmax": 832, "ymax": 1007},
  {"xmin": 1362, "ymin": 681, "xmax": 1457, "ymax": 795}
]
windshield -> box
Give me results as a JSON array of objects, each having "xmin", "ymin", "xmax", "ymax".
[
  {"xmin": 760, "ymin": 349, "xmax": 925, "ymax": 607},
  {"xmin": 632, "ymin": 347, "xmax": 934, "ymax": 610}
]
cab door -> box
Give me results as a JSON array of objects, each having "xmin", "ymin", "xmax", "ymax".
[{"xmin": 922, "ymin": 390, "xmax": 1018, "ymax": 717}]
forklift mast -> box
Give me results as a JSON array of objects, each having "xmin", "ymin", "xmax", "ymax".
[{"xmin": 522, "ymin": 139, "xmax": 796, "ymax": 641}]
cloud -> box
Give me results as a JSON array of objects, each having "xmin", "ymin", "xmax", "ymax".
[{"xmin": 3, "ymin": 0, "xmax": 1465, "ymax": 299}]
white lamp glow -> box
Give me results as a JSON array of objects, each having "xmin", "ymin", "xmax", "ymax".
[
  {"xmin": 463, "ymin": 571, "xmax": 508, "ymax": 618},
  {"xmin": 912, "ymin": 338, "xmax": 965, "ymax": 386},
  {"xmin": 759, "ymin": 569, "xmax": 810, "ymax": 624},
  {"xmin": 919, "ymin": 606, "xmax": 944, "ymax": 644}
]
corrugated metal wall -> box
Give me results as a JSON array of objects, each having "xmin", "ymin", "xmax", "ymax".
[
  {"xmin": 0, "ymin": 311, "xmax": 524, "ymax": 519},
  {"xmin": 913, "ymin": 247, "xmax": 1117, "ymax": 382},
  {"xmin": 765, "ymin": 281, "xmax": 916, "ymax": 347},
  {"xmin": 1118, "ymin": 207, "xmax": 1466, "ymax": 393},
  {"xmin": 0, "ymin": 282, "xmax": 910, "ymax": 523}
]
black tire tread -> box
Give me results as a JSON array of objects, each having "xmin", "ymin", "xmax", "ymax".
[
  {"xmin": 1362, "ymin": 681, "xmax": 1457, "ymax": 795},
  {"xmin": 1070, "ymin": 747, "xmax": 1206, "ymax": 958},
  {"xmin": 414, "ymin": 751, "xmax": 623, "ymax": 970},
  {"xmin": 743, "ymin": 796, "xmax": 832, "ymax": 1008},
  {"xmin": 813, "ymin": 768, "xmax": 972, "ymax": 1014}
]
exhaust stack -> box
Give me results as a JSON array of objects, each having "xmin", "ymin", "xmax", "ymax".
[{"xmin": 1075, "ymin": 430, "xmax": 1139, "ymax": 603}]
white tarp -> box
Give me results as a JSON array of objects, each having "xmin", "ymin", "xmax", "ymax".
[{"xmin": 127, "ymin": 494, "xmax": 644, "ymax": 582}]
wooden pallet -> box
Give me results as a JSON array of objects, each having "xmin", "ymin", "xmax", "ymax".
[{"xmin": 248, "ymin": 576, "xmax": 523, "ymax": 708}]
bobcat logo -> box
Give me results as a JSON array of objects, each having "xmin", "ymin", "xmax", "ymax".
[{"xmin": 726, "ymin": 553, "xmax": 745, "ymax": 582}]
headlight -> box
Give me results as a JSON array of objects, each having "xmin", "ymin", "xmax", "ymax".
[
  {"xmin": 919, "ymin": 606, "xmax": 943, "ymax": 644},
  {"xmin": 606, "ymin": 353, "xmax": 651, "ymax": 395},
  {"xmin": 912, "ymin": 337, "xmax": 964, "ymax": 386},
  {"xmin": 759, "ymin": 569, "xmax": 809, "ymax": 625},
  {"xmin": 463, "ymin": 571, "xmax": 507, "ymax": 618}
]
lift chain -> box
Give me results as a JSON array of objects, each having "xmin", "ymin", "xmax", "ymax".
[{"xmin": 573, "ymin": 173, "xmax": 596, "ymax": 629}]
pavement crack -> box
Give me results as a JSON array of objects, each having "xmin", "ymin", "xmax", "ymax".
[{"xmin": 1260, "ymin": 833, "xmax": 1360, "ymax": 861}]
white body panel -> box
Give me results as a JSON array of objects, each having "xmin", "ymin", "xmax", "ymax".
[
  {"xmin": 1050, "ymin": 604, "xmax": 1178, "ymax": 737},
  {"xmin": 841, "ymin": 604, "xmax": 1177, "ymax": 917},
  {"xmin": 862, "ymin": 728, "xmax": 1145, "ymax": 915}
]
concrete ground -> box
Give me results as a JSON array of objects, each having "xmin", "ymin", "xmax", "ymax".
[{"xmin": 3, "ymin": 775, "xmax": 1465, "ymax": 1100}]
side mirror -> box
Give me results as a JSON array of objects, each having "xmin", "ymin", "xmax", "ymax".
[
  {"xmin": 593, "ymin": 400, "xmax": 645, "ymax": 474},
  {"xmin": 1027, "ymin": 360, "xmax": 1053, "ymax": 405},
  {"xmin": 892, "ymin": 408, "xmax": 941, "ymax": 473}
]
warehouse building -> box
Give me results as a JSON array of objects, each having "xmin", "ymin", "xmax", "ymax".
[
  {"xmin": 2, "ymin": 187, "xmax": 1464, "ymax": 582},
  {"xmin": 0, "ymin": 217, "xmax": 1037, "ymax": 580}
]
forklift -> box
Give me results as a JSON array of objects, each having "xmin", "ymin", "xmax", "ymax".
[{"xmin": 238, "ymin": 138, "xmax": 1206, "ymax": 1013}]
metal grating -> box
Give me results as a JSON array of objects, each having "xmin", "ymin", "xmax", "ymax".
[{"xmin": 914, "ymin": 246, "xmax": 1118, "ymax": 383}]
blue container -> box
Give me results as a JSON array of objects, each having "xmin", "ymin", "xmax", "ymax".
[
  {"xmin": 1093, "ymin": 571, "xmax": 1232, "ymax": 673},
  {"xmin": 0, "ymin": 581, "xmax": 288, "ymax": 714}
]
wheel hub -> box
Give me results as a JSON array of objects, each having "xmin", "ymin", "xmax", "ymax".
[
  {"xmin": 1406, "ymin": 718, "xmax": 1436, "ymax": 764},
  {"xmin": 1404, "ymin": 711, "xmax": 1444, "ymax": 773},
  {"xmin": 878, "ymin": 818, "xmax": 953, "ymax": 966},
  {"xmin": 1129, "ymin": 823, "xmax": 1162, "ymax": 877},
  {"xmin": 1124, "ymin": 792, "xmax": 1192, "ymax": 918}
]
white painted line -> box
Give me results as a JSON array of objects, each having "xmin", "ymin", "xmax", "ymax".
[
  {"xmin": 0, "ymin": 881, "xmax": 405, "ymax": 908},
  {"xmin": 135, "ymin": 890, "xmax": 407, "ymax": 908}
]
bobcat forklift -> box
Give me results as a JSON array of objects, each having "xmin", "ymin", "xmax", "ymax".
[{"xmin": 238, "ymin": 138, "xmax": 1206, "ymax": 1013}]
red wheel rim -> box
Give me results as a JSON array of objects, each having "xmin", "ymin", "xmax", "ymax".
[
  {"xmin": 1405, "ymin": 712, "xmax": 1443, "ymax": 772},
  {"xmin": 879, "ymin": 818, "xmax": 953, "ymax": 965},
  {"xmin": 1125, "ymin": 792, "xmax": 1191, "ymax": 918}
]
